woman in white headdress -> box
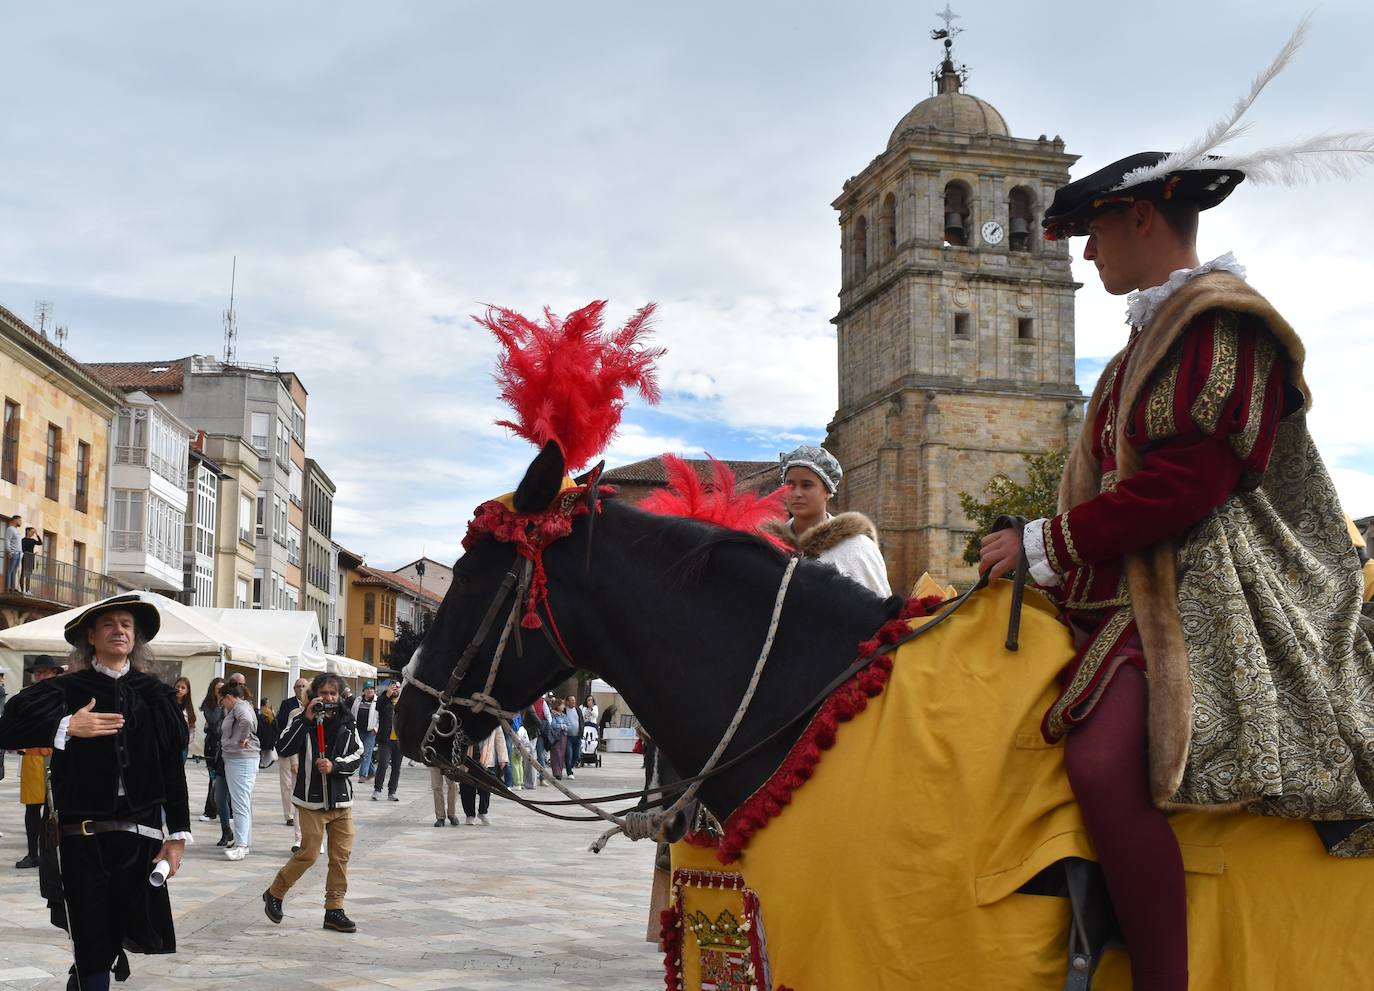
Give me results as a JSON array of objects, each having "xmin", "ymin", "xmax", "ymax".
[{"xmin": 762, "ymin": 445, "xmax": 891, "ymax": 598}]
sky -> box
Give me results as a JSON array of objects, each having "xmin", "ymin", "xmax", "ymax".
[{"xmin": 2, "ymin": 0, "xmax": 1372, "ymax": 569}]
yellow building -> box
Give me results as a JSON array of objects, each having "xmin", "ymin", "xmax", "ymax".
[
  {"xmin": 1, "ymin": 303, "xmax": 120, "ymax": 630},
  {"xmin": 348, "ymin": 564, "xmax": 398, "ymax": 667}
]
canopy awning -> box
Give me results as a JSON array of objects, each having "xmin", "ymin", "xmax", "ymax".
[
  {"xmin": 0, "ymin": 591, "xmax": 291, "ymax": 674},
  {"xmin": 203, "ymin": 609, "xmax": 327, "ymax": 671},
  {"xmin": 325, "ymin": 654, "xmax": 378, "ymax": 679}
]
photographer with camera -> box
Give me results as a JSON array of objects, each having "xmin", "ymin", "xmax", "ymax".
[{"xmin": 262, "ymin": 673, "xmax": 362, "ymax": 934}]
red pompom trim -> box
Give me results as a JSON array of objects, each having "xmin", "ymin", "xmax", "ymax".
[{"xmin": 713, "ymin": 594, "xmax": 946, "ymax": 864}]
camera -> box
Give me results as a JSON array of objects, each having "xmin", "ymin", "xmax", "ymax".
[{"xmin": 312, "ymin": 700, "xmax": 341, "ymax": 714}]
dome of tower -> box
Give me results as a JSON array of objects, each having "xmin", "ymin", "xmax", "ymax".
[{"xmin": 888, "ymin": 90, "xmax": 1009, "ymax": 148}]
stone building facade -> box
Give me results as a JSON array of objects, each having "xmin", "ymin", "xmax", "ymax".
[{"xmin": 826, "ymin": 46, "xmax": 1084, "ymax": 589}]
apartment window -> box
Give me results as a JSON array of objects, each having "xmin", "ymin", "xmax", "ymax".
[
  {"xmin": 273, "ymin": 496, "xmax": 288, "ymax": 546},
  {"xmin": 239, "ymin": 493, "xmax": 253, "ymax": 543},
  {"xmin": 193, "ymin": 562, "xmax": 213, "ymax": 607},
  {"xmin": 42, "ymin": 531, "xmax": 57, "ymax": 574},
  {"xmin": 276, "ymin": 419, "xmax": 290, "ymax": 467},
  {"xmin": 364, "ymin": 592, "xmax": 375, "ymax": 624},
  {"xmin": 114, "ymin": 408, "xmax": 148, "ymax": 465},
  {"xmin": 236, "ymin": 578, "xmax": 250, "ymax": 609},
  {"xmin": 148, "ymin": 410, "xmax": 185, "ymax": 484},
  {"xmin": 288, "ymin": 461, "xmax": 302, "ymax": 507},
  {"xmin": 252, "ymin": 569, "xmax": 263, "ymax": 608},
  {"xmin": 72, "ymin": 540, "xmax": 86, "ymax": 574},
  {"xmin": 195, "ymin": 465, "xmax": 216, "ymax": 556},
  {"xmin": 146, "ymin": 494, "xmax": 184, "ymax": 570},
  {"xmin": 256, "ymin": 494, "xmax": 266, "ymax": 538},
  {"xmin": 111, "ymin": 489, "xmax": 146, "ymax": 551},
  {"xmin": 285, "ymin": 585, "xmax": 298, "ymax": 611},
  {"xmin": 75, "ymin": 441, "xmax": 90, "ymax": 513},
  {"xmin": 291, "ymin": 403, "xmax": 305, "ymax": 443},
  {"xmin": 44, "ymin": 424, "xmax": 61, "ymax": 501},
  {"xmin": 249, "ymin": 412, "xmax": 270, "ymax": 454},
  {"xmin": 363, "ymin": 637, "xmax": 374, "ymax": 663},
  {"xmin": 2, "ymin": 399, "xmax": 19, "ymax": 483},
  {"xmin": 287, "ymin": 524, "xmax": 301, "ymax": 566}
]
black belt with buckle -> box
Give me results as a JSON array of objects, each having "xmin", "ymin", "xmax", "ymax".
[{"xmin": 60, "ymin": 820, "xmax": 164, "ymax": 841}]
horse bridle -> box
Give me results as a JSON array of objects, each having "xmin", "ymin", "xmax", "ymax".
[{"xmin": 403, "ymin": 500, "xmax": 1032, "ymax": 849}]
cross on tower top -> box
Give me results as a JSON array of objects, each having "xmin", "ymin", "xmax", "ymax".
[{"xmin": 935, "ymin": 4, "xmax": 962, "ymax": 37}]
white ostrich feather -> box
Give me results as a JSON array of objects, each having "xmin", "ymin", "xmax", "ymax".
[
  {"xmin": 1112, "ymin": 13, "xmax": 1311, "ymax": 191},
  {"xmin": 1208, "ymin": 132, "xmax": 1374, "ymax": 185}
]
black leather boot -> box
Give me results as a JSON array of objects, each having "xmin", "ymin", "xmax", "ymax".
[{"xmin": 216, "ymin": 826, "xmax": 233, "ymax": 847}]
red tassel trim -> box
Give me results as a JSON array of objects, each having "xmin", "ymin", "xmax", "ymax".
[{"xmin": 714, "ymin": 594, "xmax": 946, "ymax": 864}]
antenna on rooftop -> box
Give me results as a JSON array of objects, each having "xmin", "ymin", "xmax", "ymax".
[
  {"xmin": 55, "ymin": 325, "xmax": 69, "ymax": 349},
  {"xmin": 33, "ymin": 300, "xmax": 53, "ymax": 338},
  {"xmin": 222, "ymin": 256, "xmax": 238, "ymax": 364}
]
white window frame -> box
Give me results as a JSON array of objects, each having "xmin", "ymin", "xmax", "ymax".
[{"xmin": 250, "ymin": 412, "xmax": 270, "ymax": 454}]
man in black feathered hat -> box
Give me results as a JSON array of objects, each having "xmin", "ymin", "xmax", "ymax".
[
  {"xmin": 979, "ymin": 21, "xmax": 1374, "ymax": 991},
  {"xmin": 0, "ymin": 595, "xmax": 190, "ymax": 990}
]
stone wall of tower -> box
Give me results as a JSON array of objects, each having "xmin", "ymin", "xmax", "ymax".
[{"xmin": 828, "ymin": 98, "xmax": 1084, "ymax": 591}]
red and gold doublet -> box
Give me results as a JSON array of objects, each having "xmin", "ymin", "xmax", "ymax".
[{"xmin": 1041, "ymin": 308, "xmax": 1291, "ymax": 740}]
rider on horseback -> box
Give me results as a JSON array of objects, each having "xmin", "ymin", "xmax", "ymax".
[{"xmin": 979, "ymin": 25, "xmax": 1374, "ymax": 990}]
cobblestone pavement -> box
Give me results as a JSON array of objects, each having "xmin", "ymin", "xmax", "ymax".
[{"xmin": 0, "ymin": 751, "xmax": 662, "ymax": 990}]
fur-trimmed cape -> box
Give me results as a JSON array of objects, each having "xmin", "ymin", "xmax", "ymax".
[
  {"xmin": 763, "ymin": 513, "xmax": 893, "ymax": 598},
  {"xmin": 1063, "ymin": 272, "xmax": 1374, "ymax": 846}
]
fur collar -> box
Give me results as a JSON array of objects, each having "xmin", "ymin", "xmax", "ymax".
[{"xmin": 762, "ymin": 512, "xmax": 879, "ymax": 558}]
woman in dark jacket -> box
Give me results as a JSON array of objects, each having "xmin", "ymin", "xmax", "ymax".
[{"xmin": 199, "ymin": 678, "xmax": 227, "ymax": 837}]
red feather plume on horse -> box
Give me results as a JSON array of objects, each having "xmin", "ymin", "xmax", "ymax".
[
  {"xmin": 640, "ymin": 454, "xmax": 790, "ymax": 548},
  {"xmin": 477, "ymin": 300, "xmax": 664, "ymax": 472}
]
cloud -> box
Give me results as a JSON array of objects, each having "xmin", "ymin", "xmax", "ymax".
[{"xmin": 1, "ymin": 0, "xmax": 1371, "ymax": 561}]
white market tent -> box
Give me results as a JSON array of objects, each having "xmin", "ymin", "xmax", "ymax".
[
  {"xmin": 0, "ymin": 592, "xmax": 290, "ymax": 699},
  {"xmin": 203, "ymin": 608, "xmax": 328, "ymax": 704},
  {"xmin": 326, "ymin": 653, "xmax": 378, "ymax": 681}
]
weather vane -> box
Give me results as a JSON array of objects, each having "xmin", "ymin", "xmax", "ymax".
[{"xmin": 931, "ymin": 4, "xmax": 963, "ymax": 42}]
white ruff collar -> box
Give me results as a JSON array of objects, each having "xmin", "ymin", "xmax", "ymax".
[
  {"xmin": 1125, "ymin": 252, "xmax": 1246, "ymax": 328},
  {"xmin": 93, "ymin": 659, "xmax": 131, "ymax": 679}
]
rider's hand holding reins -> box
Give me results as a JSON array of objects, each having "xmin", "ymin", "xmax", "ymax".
[{"xmin": 979, "ymin": 528, "xmax": 1024, "ymax": 582}]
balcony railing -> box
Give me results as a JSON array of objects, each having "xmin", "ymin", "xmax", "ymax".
[
  {"xmin": 111, "ymin": 530, "xmax": 144, "ymax": 552},
  {"xmin": 115, "ymin": 445, "xmax": 147, "ymax": 465},
  {"xmin": 3, "ymin": 555, "xmax": 120, "ymax": 608}
]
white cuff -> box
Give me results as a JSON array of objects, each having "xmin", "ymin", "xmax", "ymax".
[
  {"xmin": 1023, "ymin": 518, "xmax": 1063, "ymax": 587},
  {"xmin": 54, "ymin": 716, "xmax": 71, "ymax": 750},
  {"xmin": 167, "ymin": 831, "xmax": 193, "ymax": 844}
]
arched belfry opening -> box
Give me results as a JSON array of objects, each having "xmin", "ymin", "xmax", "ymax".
[
  {"xmin": 1009, "ymin": 185, "xmax": 1036, "ymax": 252},
  {"xmin": 880, "ymin": 192, "xmax": 897, "ymax": 260},
  {"xmin": 852, "ymin": 215, "xmax": 869, "ymax": 281},
  {"xmin": 943, "ymin": 181, "xmax": 971, "ymax": 246}
]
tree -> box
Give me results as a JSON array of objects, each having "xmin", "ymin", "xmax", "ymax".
[
  {"xmin": 957, "ymin": 449, "xmax": 1068, "ymax": 564},
  {"xmin": 388, "ymin": 620, "xmax": 424, "ymax": 672}
]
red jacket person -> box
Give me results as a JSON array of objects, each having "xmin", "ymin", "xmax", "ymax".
[
  {"xmin": 979, "ymin": 25, "xmax": 1374, "ymax": 991},
  {"xmin": 0, "ymin": 595, "xmax": 190, "ymax": 991}
]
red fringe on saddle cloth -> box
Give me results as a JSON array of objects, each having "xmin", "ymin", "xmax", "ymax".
[{"xmin": 711, "ymin": 594, "xmax": 947, "ymax": 865}]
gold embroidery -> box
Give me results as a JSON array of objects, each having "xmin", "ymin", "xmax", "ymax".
[
  {"xmin": 1044, "ymin": 607, "xmax": 1134, "ymax": 740},
  {"xmin": 1230, "ymin": 334, "xmax": 1277, "ymax": 461},
  {"xmin": 1060, "ymin": 514, "xmax": 1084, "ymax": 567},
  {"xmin": 1098, "ymin": 354, "xmax": 1125, "ymax": 452},
  {"xmin": 1146, "ymin": 349, "xmax": 1183, "ymax": 440},
  {"xmin": 1062, "ymin": 569, "xmax": 1131, "ymax": 611},
  {"xmin": 1043, "ymin": 519, "xmax": 1064, "ymax": 576},
  {"xmin": 1099, "ymin": 470, "xmax": 1119, "ymax": 493},
  {"xmin": 1191, "ymin": 311, "xmax": 1239, "ymax": 434}
]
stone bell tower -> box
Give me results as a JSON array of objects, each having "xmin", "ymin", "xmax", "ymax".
[{"xmin": 826, "ymin": 11, "xmax": 1084, "ymax": 589}]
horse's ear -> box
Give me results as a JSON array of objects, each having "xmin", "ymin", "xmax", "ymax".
[{"xmin": 513, "ymin": 440, "xmax": 567, "ymax": 513}]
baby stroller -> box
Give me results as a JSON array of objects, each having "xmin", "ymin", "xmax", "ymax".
[{"xmin": 580, "ymin": 723, "xmax": 602, "ymax": 768}]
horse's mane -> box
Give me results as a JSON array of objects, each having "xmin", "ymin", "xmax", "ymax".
[{"xmin": 602, "ymin": 498, "xmax": 788, "ymax": 588}]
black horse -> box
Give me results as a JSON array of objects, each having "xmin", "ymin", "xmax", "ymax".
[{"xmin": 395, "ymin": 439, "xmax": 898, "ymax": 822}]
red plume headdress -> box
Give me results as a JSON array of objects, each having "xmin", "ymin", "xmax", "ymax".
[
  {"xmin": 639, "ymin": 454, "xmax": 788, "ymax": 547},
  {"xmin": 477, "ymin": 300, "xmax": 663, "ymax": 471}
]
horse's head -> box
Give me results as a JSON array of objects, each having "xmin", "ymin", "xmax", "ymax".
[{"xmin": 395, "ymin": 440, "xmax": 588, "ymax": 762}]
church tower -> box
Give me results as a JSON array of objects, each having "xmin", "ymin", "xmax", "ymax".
[{"xmin": 827, "ymin": 13, "xmax": 1084, "ymax": 588}]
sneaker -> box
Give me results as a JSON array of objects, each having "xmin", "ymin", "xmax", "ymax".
[
  {"xmin": 447, "ymin": 816, "xmax": 460, "ymax": 826},
  {"xmin": 198, "ymin": 814, "xmax": 214, "ymax": 822},
  {"xmin": 566, "ymin": 770, "xmax": 575, "ymax": 778},
  {"xmin": 323, "ymin": 908, "xmax": 357, "ymax": 933},
  {"xmin": 285, "ymin": 817, "xmax": 294, "ymax": 826},
  {"xmin": 387, "ymin": 794, "xmax": 399, "ymax": 802},
  {"xmin": 434, "ymin": 818, "xmax": 445, "ymax": 827},
  {"xmin": 224, "ymin": 846, "xmax": 249, "ymax": 861},
  {"xmin": 371, "ymin": 793, "xmax": 380, "ymax": 801},
  {"xmin": 291, "ymin": 845, "xmax": 300, "ymax": 853},
  {"xmin": 15, "ymin": 855, "xmax": 38, "ymax": 869},
  {"xmin": 465, "ymin": 816, "xmax": 476, "ymax": 826},
  {"xmin": 477, "ymin": 814, "xmax": 490, "ymax": 826},
  {"xmin": 262, "ymin": 890, "xmax": 283, "ymax": 924}
]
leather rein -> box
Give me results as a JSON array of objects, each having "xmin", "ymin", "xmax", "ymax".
[{"xmin": 403, "ymin": 494, "xmax": 1030, "ymax": 848}]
